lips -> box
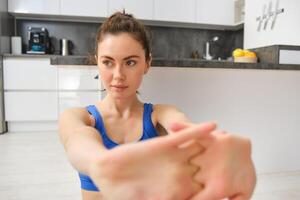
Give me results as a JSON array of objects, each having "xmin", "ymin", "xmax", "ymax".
[
  {"xmin": 111, "ymin": 85, "xmax": 128, "ymax": 88},
  {"xmin": 111, "ymin": 85, "xmax": 128, "ymax": 91}
]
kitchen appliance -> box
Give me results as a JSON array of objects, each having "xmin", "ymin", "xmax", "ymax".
[
  {"xmin": 11, "ymin": 36, "xmax": 22, "ymax": 54},
  {"xmin": 0, "ymin": 0, "xmax": 12, "ymax": 134},
  {"xmin": 27, "ymin": 27, "xmax": 50, "ymax": 54},
  {"xmin": 60, "ymin": 38, "xmax": 71, "ymax": 56}
]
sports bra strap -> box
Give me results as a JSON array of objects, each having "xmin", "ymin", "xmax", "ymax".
[
  {"xmin": 86, "ymin": 105, "xmax": 107, "ymax": 140},
  {"xmin": 143, "ymin": 103, "xmax": 158, "ymax": 138}
]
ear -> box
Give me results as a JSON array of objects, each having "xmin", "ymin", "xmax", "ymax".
[
  {"xmin": 94, "ymin": 55, "xmax": 98, "ymax": 65},
  {"xmin": 144, "ymin": 54, "xmax": 152, "ymax": 74}
]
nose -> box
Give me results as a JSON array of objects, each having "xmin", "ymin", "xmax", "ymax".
[{"xmin": 113, "ymin": 65, "xmax": 125, "ymax": 81}]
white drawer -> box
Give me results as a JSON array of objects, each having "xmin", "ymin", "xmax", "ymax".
[
  {"xmin": 58, "ymin": 66, "xmax": 101, "ymax": 90},
  {"xmin": 3, "ymin": 57, "xmax": 57, "ymax": 90},
  {"xmin": 59, "ymin": 91, "xmax": 101, "ymax": 114},
  {"xmin": 4, "ymin": 92, "xmax": 58, "ymax": 121},
  {"xmin": 279, "ymin": 50, "xmax": 300, "ymax": 65}
]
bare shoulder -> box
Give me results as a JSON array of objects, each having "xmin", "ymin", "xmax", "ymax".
[
  {"xmin": 59, "ymin": 107, "xmax": 95, "ymax": 128},
  {"xmin": 152, "ymin": 104, "xmax": 179, "ymax": 113},
  {"xmin": 58, "ymin": 107, "xmax": 97, "ymax": 145},
  {"xmin": 152, "ymin": 104, "xmax": 182, "ymax": 117}
]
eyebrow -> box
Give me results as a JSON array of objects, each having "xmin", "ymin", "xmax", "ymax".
[
  {"xmin": 100, "ymin": 55, "xmax": 140, "ymax": 60},
  {"xmin": 123, "ymin": 55, "xmax": 140, "ymax": 60}
]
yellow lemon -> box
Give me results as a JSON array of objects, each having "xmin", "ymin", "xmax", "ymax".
[
  {"xmin": 244, "ymin": 51, "xmax": 257, "ymax": 58},
  {"xmin": 232, "ymin": 48, "xmax": 245, "ymax": 57}
]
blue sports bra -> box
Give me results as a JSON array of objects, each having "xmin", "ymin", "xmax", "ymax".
[{"xmin": 79, "ymin": 103, "xmax": 159, "ymax": 191}]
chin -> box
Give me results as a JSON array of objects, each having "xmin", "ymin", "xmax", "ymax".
[{"xmin": 112, "ymin": 91, "xmax": 137, "ymax": 100}]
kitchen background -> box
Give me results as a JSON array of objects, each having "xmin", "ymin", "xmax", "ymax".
[
  {"xmin": 15, "ymin": 16, "xmax": 243, "ymax": 59},
  {"xmin": 1, "ymin": 0, "xmax": 300, "ymax": 199}
]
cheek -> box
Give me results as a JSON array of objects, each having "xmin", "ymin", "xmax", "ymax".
[
  {"xmin": 132, "ymin": 71, "xmax": 144, "ymax": 85},
  {"xmin": 99, "ymin": 69, "xmax": 112, "ymax": 84}
]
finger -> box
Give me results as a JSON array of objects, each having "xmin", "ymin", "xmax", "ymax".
[
  {"xmin": 193, "ymin": 169, "xmax": 206, "ymax": 184},
  {"xmin": 178, "ymin": 139, "xmax": 196, "ymax": 148},
  {"xmin": 190, "ymin": 154, "xmax": 205, "ymax": 166},
  {"xmin": 231, "ymin": 194, "xmax": 246, "ymax": 200},
  {"xmin": 213, "ymin": 130, "xmax": 227, "ymax": 135},
  {"xmin": 191, "ymin": 181, "xmax": 205, "ymax": 195},
  {"xmin": 168, "ymin": 122, "xmax": 191, "ymax": 133},
  {"xmin": 162, "ymin": 122, "xmax": 217, "ymax": 147},
  {"xmin": 177, "ymin": 145, "xmax": 202, "ymax": 164},
  {"xmin": 178, "ymin": 141, "xmax": 205, "ymax": 159},
  {"xmin": 190, "ymin": 186, "xmax": 219, "ymax": 200},
  {"xmin": 186, "ymin": 163, "xmax": 200, "ymax": 176},
  {"xmin": 142, "ymin": 122, "xmax": 216, "ymax": 151}
]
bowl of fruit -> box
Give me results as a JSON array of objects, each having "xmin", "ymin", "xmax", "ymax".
[{"xmin": 232, "ymin": 48, "xmax": 258, "ymax": 63}]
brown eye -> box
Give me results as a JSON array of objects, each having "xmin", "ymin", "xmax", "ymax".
[
  {"xmin": 102, "ymin": 60, "xmax": 113, "ymax": 67},
  {"xmin": 126, "ymin": 60, "xmax": 136, "ymax": 66}
]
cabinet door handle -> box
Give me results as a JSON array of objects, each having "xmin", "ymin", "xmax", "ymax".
[{"xmin": 94, "ymin": 75, "xmax": 99, "ymax": 79}]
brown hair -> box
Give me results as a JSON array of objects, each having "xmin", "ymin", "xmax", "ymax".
[{"xmin": 95, "ymin": 11, "xmax": 152, "ymax": 62}]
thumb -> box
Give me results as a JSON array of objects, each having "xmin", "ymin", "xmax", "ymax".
[{"xmin": 162, "ymin": 122, "xmax": 217, "ymax": 147}]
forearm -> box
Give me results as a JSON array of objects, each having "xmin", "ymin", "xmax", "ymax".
[
  {"xmin": 63, "ymin": 126, "xmax": 107, "ymax": 175},
  {"xmin": 155, "ymin": 105, "xmax": 192, "ymax": 133}
]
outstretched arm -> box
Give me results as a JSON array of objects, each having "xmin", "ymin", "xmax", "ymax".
[
  {"xmin": 153, "ymin": 104, "xmax": 193, "ymax": 133},
  {"xmin": 58, "ymin": 107, "xmax": 217, "ymax": 200},
  {"xmin": 154, "ymin": 104, "xmax": 256, "ymax": 200},
  {"xmin": 58, "ymin": 108, "xmax": 107, "ymax": 175}
]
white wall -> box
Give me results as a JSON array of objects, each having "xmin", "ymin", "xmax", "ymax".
[
  {"xmin": 140, "ymin": 67, "xmax": 300, "ymax": 174},
  {"xmin": 244, "ymin": 0, "xmax": 300, "ymax": 49}
]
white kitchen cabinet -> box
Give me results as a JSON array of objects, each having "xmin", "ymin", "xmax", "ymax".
[
  {"xmin": 234, "ymin": 0, "xmax": 245, "ymax": 24},
  {"xmin": 57, "ymin": 66, "xmax": 103, "ymax": 114},
  {"xmin": 108, "ymin": 0, "xmax": 153, "ymax": 20},
  {"xmin": 59, "ymin": 91, "xmax": 101, "ymax": 114},
  {"xmin": 279, "ymin": 50, "xmax": 300, "ymax": 65},
  {"xmin": 8, "ymin": 0, "xmax": 60, "ymax": 15},
  {"xmin": 60, "ymin": 0, "xmax": 107, "ymax": 17},
  {"xmin": 4, "ymin": 92, "xmax": 58, "ymax": 121},
  {"xmin": 3, "ymin": 57, "xmax": 57, "ymax": 90},
  {"xmin": 153, "ymin": 0, "xmax": 196, "ymax": 23},
  {"xmin": 3, "ymin": 58, "xmax": 103, "ymax": 131},
  {"xmin": 3, "ymin": 57, "xmax": 58, "ymax": 127},
  {"xmin": 58, "ymin": 66, "xmax": 100, "ymax": 90},
  {"xmin": 8, "ymin": 0, "xmax": 237, "ymax": 26},
  {"xmin": 196, "ymin": 0, "xmax": 235, "ymax": 25}
]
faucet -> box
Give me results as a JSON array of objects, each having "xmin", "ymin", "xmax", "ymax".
[{"xmin": 203, "ymin": 36, "xmax": 219, "ymax": 60}]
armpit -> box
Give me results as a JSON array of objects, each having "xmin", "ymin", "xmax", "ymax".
[{"xmin": 156, "ymin": 123, "xmax": 168, "ymax": 136}]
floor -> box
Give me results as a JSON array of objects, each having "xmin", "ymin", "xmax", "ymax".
[{"xmin": 1, "ymin": 132, "xmax": 300, "ymax": 200}]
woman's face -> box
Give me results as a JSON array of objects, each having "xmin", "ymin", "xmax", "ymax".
[{"xmin": 97, "ymin": 33, "xmax": 150, "ymax": 99}]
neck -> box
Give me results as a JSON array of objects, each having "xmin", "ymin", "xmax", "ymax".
[{"xmin": 101, "ymin": 94, "xmax": 142, "ymax": 118}]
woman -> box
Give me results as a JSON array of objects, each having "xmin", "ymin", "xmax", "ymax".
[{"xmin": 59, "ymin": 11, "xmax": 256, "ymax": 200}]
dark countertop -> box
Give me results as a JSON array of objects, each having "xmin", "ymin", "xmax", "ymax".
[
  {"xmin": 4, "ymin": 53, "xmax": 300, "ymax": 70},
  {"xmin": 251, "ymin": 45, "xmax": 300, "ymax": 64}
]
